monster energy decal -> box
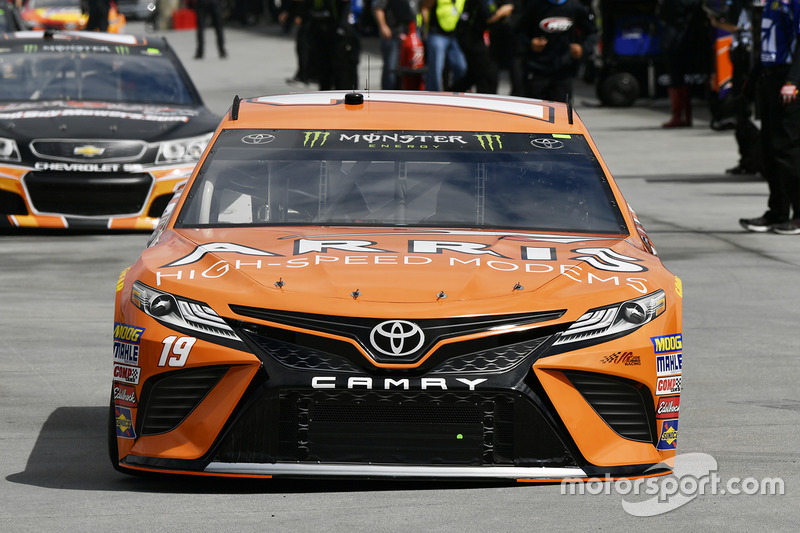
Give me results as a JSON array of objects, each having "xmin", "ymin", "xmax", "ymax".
[
  {"xmin": 303, "ymin": 131, "xmax": 330, "ymax": 147},
  {"xmin": 214, "ymin": 130, "xmax": 589, "ymax": 155},
  {"xmin": 474, "ymin": 134, "xmax": 502, "ymax": 151}
]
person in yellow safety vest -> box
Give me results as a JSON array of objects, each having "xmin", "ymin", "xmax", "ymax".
[{"xmin": 421, "ymin": 0, "xmax": 468, "ymax": 91}]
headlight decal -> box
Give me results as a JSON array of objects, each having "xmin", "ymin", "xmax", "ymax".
[
  {"xmin": 551, "ymin": 289, "xmax": 666, "ymax": 350},
  {"xmin": 131, "ymin": 280, "xmax": 244, "ymax": 347}
]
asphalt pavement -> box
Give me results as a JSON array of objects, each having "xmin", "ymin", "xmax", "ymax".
[{"xmin": 1, "ymin": 19, "xmax": 799, "ymax": 531}]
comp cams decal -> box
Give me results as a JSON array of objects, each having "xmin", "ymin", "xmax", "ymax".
[
  {"xmin": 655, "ymin": 376, "xmax": 681, "ymax": 396},
  {"xmin": 113, "ymin": 364, "xmax": 141, "ymax": 385}
]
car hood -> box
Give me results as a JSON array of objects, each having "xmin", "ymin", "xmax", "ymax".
[
  {"xmin": 137, "ymin": 227, "xmax": 669, "ymax": 319},
  {"xmin": 0, "ymin": 100, "xmax": 218, "ymax": 142}
]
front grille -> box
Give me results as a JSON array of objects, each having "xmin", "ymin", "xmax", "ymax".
[
  {"xmin": 230, "ymin": 306, "xmax": 565, "ymax": 365},
  {"xmin": 431, "ymin": 336, "xmax": 551, "ymax": 374},
  {"xmin": 242, "ymin": 332, "xmax": 361, "ymax": 372},
  {"xmin": 25, "ymin": 172, "xmax": 152, "ymax": 216},
  {"xmin": 564, "ymin": 371, "xmax": 655, "ymax": 443},
  {"xmin": 137, "ymin": 366, "xmax": 228, "ymax": 436},
  {"xmin": 30, "ymin": 139, "xmax": 147, "ymax": 161},
  {"xmin": 213, "ymin": 389, "xmax": 576, "ymax": 467}
]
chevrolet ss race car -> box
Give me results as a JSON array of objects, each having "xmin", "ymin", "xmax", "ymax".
[
  {"xmin": 21, "ymin": 0, "xmax": 126, "ymax": 33},
  {"xmin": 110, "ymin": 92, "xmax": 683, "ymax": 480},
  {"xmin": 0, "ymin": 31, "xmax": 219, "ymax": 230}
]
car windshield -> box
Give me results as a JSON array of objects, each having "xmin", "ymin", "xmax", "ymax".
[
  {"xmin": 176, "ymin": 130, "xmax": 627, "ymax": 234},
  {"xmin": 0, "ymin": 50, "xmax": 195, "ymax": 105}
]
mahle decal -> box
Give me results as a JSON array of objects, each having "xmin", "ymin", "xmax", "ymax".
[
  {"xmin": 304, "ymin": 131, "xmax": 329, "ymax": 147},
  {"xmin": 474, "ymin": 134, "xmax": 502, "ymax": 151}
]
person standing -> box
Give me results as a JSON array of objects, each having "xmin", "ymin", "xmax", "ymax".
[
  {"xmin": 708, "ymin": 0, "xmax": 762, "ymax": 175},
  {"xmin": 452, "ymin": 0, "xmax": 513, "ymax": 94},
  {"xmin": 656, "ymin": 0, "xmax": 704, "ymax": 127},
  {"xmin": 373, "ymin": 0, "xmax": 418, "ymax": 89},
  {"xmin": 740, "ymin": 0, "xmax": 800, "ymax": 233},
  {"xmin": 421, "ymin": 0, "xmax": 468, "ymax": 91},
  {"xmin": 307, "ymin": 0, "xmax": 360, "ymax": 90},
  {"xmin": 85, "ymin": 0, "xmax": 110, "ymax": 31},
  {"xmin": 194, "ymin": 0, "xmax": 227, "ymax": 59},
  {"xmin": 514, "ymin": 0, "xmax": 597, "ymax": 103}
]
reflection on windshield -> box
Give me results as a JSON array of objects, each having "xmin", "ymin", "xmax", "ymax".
[
  {"xmin": 178, "ymin": 143, "xmax": 625, "ymax": 234},
  {"xmin": 0, "ymin": 53, "xmax": 194, "ymax": 104}
]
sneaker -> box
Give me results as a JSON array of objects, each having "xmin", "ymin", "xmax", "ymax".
[
  {"xmin": 726, "ymin": 164, "xmax": 758, "ymax": 175},
  {"xmin": 739, "ymin": 216, "xmax": 779, "ymax": 232},
  {"xmin": 772, "ymin": 219, "xmax": 800, "ymax": 235}
]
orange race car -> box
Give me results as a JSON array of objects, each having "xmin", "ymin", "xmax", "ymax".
[
  {"xmin": 110, "ymin": 92, "xmax": 683, "ymax": 481},
  {"xmin": 21, "ymin": 0, "xmax": 126, "ymax": 32}
]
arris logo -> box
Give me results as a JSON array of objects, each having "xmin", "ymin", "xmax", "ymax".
[{"xmin": 369, "ymin": 320, "xmax": 425, "ymax": 357}]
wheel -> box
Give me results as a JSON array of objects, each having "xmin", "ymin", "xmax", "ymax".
[{"xmin": 597, "ymin": 72, "xmax": 640, "ymax": 107}]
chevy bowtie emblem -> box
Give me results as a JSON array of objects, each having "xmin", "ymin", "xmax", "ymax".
[{"xmin": 74, "ymin": 145, "xmax": 105, "ymax": 157}]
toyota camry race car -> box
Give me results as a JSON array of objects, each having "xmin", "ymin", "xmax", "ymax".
[
  {"xmin": 110, "ymin": 92, "xmax": 683, "ymax": 480},
  {"xmin": 0, "ymin": 31, "xmax": 219, "ymax": 230}
]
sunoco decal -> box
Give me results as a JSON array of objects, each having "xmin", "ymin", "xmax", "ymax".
[
  {"xmin": 115, "ymin": 406, "xmax": 136, "ymax": 439},
  {"xmin": 656, "ymin": 419, "xmax": 678, "ymax": 450}
]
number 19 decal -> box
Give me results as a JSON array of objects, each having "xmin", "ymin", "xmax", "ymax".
[{"xmin": 159, "ymin": 336, "xmax": 196, "ymax": 367}]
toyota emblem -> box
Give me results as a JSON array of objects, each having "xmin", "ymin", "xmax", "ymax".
[
  {"xmin": 531, "ymin": 138, "xmax": 564, "ymax": 150},
  {"xmin": 369, "ymin": 320, "xmax": 425, "ymax": 357},
  {"xmin": 241, "ymin": 133, "xmax": 275, "ymax": 144}
]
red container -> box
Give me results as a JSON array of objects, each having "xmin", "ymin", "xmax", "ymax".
[{"xmin": 172, "ymin": 8, "xmax": 196, "ymax": 30}]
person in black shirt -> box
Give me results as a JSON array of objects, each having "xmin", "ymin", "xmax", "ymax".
[
  {"xmin": 452, "ymin": 0, "xmax": 513, "ymax": 94},
  {"xmin": 194, "ymin": 0, "xmax": 227, "ymax": 59},
  {"xmin": 514, "ymin": 0, "xmax": 597, "ymax": 102},
  {"xmin": 307, "ymin": 0, "xmax": 360, "ymax": 90}
]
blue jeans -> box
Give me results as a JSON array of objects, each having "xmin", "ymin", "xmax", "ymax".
[
  {"xmin": 425, "ymin": 32, "xmax": 467, "ymax": 92},
  {"xmin": 381, "ymin": 37, "xmax": 401, "ymax": 90}
]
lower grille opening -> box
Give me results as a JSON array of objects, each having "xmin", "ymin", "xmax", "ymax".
[
  {"xmin": 137, "ymin": 366, "xmax": 228, "ymax": 436},
  {"xmin": 564, "ymin": 371, "xmax": 655, "ymax": 443},
  {"xmin": 0, "ymin": 189, "xmax": 27, "ymax": 215},
  {"xmin": 25, "ymin": 172, "xmax": 152, "ymax": 216},
  {"xmin": 213, "ymin": 390, "xmax": 577, "ymax": 467}
]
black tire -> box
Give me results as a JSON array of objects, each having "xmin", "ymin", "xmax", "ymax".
[{"xmin": 598, "ymin": 72, "xmax": 640, "ymax": 107}]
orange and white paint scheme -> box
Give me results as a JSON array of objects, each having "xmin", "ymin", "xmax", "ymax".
[{"xmin": 110, "ymin": 91, "xmax": 683, "ymax": 481}]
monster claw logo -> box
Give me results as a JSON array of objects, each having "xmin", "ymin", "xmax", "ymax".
[
  {"xmin": 115, "ymin": 46, "xmax": 130, "ymax": 55},
  {"xmin": 474, "ymin": 134, "xmax": 502, "ymax": 151},
  {"xmin": 24, "ymin": 44, "xmax": 38, "ymax": 53},
  {"xmin": 304, "ymin": 131, "xmax": 330, "ymax": 147}
]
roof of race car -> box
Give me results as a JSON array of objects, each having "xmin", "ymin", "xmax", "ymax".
[
  {"xmin": 0, "ymin": 30, "xmax": 160, "ymax": 47},
  {"xmin": 226, "ymin": 91, "xmax": 586, "ymax": 133}
]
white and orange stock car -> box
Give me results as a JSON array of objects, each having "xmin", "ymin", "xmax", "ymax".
[{"xmin": 110, "ymin": 91, "xmax": 683, "ymax": 481}]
